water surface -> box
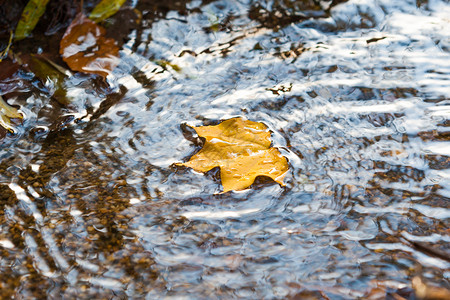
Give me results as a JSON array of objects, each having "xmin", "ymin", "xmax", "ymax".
[{"xmin": 0, "ymin": 0, "xmax": 449, "ymax": 298}]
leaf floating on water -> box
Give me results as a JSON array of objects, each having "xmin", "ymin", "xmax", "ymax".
[
  {"xmin": 14, "ymin": 0, "xmax": 50, "ymax": 40},
  {"xmin": 178, "ymin": 117, "xmax": 289, "ymax": 192},
  {"xmin": 38, "ymin": 55, "xmax": 72, "ymax": 77},
  {"xmin": 155, "ymin": 59, "xmax": 182, "ymax": 72},
  {"xmin": 0, "ymin": 31, "xmax": 13, "ymax": 61},
  {"xmin": 89, "ymin": 0, "xmax": 127, "ymax": 23},
  {"xmin": 0, "ymin": 96, "xmax": 23, "ymax": 133},
  {"xmin": 60, "ymin": 13, "xmax": 119, "ymax": 78},
  {"xmin": 29, "ymin": 55, "xmax": 72, "ymax": 105}
]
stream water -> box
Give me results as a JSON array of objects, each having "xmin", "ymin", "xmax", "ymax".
[{"xmin": 0, "ymin": 0, "xmax": 449, "ymax": 298}]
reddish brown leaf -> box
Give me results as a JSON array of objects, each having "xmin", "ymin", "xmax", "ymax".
[{"xmin": 59, "ymin": 13, "xmax": 119, "ymax": 78}]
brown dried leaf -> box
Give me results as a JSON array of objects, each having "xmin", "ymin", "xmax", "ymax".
[{"xmin": 59, "ymin": 13, "xmax": 119, "ymax": 78}]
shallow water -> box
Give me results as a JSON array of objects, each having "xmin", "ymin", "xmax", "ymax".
[{"xmin": 0, "ymin": 0, "xmax": 449, "ymax": 298}]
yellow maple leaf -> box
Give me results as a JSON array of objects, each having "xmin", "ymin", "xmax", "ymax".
[{"xmin": 178, "ymin": 117, "xmax": 289, "ymax": 192}]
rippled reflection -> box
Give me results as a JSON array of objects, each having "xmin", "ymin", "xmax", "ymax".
[{"xmin": 0, "ymin": 0, "xmax": 449, "ymax": 298}]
